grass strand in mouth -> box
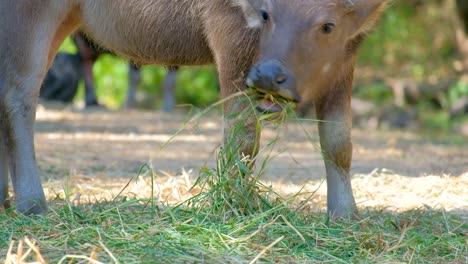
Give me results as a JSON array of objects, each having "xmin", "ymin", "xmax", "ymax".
[{"xmin": 248, "ymin": 87, "xmax": 297, "ymax": 123}]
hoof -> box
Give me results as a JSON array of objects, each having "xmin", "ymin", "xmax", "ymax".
[
  {"xmin": 16, "ymin": 199, "xmax": 48, "ymax": 215},
  {"xmin": 327, "ymin": 203, "xmax": 358, "ymax": 220}
]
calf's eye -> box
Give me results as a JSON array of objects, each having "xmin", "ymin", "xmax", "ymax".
[
  {"xmin": 321, "ymin": 23, "xmax": 335, "ymax": 34},
  {"xmin": 260, "ymin": 9, "xmax": 270, "ymax": 22}
]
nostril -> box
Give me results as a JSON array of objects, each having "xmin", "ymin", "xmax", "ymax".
[{"xmin": 275, "ymin": 74, "xmax": 288, "ymax": 85}]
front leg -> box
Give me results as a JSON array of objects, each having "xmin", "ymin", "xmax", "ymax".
[
  {"xmin": 124, "ymin": 64, "xmax": 141, "ymax": 108},
  {"xmin": 83, "ymin": 61, "xmax": 99, "ymax": 107},
  {"xmin": 206, "ymin": 14, "xmax": 260, "ymax": 163},
  {"xmin": 217, "ymin": 57, "xmax": 259, "ymax": 162},
  {"xmin": 162, "ymin": 66, "xmax": 178, "ymax": 113},
  {"xmin": 222, "ymin": 89, "xmax": 260, "ymax": 162},
  {"xmin": 315, "ymin": 87, "xmax": 357, "ymax": 218}
]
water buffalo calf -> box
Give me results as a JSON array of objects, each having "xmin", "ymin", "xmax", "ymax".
[{"xmin": 0, "ymin": 0, "xmax": 387, "ymax": 217}]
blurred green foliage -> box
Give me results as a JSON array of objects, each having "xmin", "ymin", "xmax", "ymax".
[
  {"xmin": 59, "ymin": 39, "xmax": 218, "ymax": 109},
  {"xmin": 354, "ymin": 82, "xmax": 393, "ymax": 104},
  {"xmin": 443, "ymin": 80, "xmax": 468, "ymax": 108},
  {"xmin": 357, "ymin": 0, "xmax": 467, "ymax": 130},
  {"xmin": 359, "ymin": 0, "xmax": 456, "ymax": 79}
]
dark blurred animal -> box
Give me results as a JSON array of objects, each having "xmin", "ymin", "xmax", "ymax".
[
  {"xmin": 0, "ymin": 0, "xmax": 387, "ymax": 218},
  {"xmin": 40, "ymin": 52, "xmax": 82, "ymax": 103}
]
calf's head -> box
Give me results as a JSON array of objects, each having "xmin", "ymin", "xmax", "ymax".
[{"xmin": 234, "ymin": 0, "xmax": 388, "ymax": 112}]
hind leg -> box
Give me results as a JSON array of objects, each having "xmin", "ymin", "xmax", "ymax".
[
  {"xmin": 0, "ymin": 131, "xmax": 10, "ymax": 209},
  {"xmin": 0, "ymin": 3, "xmax": 79, "ymax": 214},
  {"xmin": 0, "ymin": 80, "xmax": 48, "ymax": 214}
]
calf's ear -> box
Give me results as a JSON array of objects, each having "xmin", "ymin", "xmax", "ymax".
[
  {"xmin": 345, "ymin": 0, "xmax": 389, "ymax": 37},
  {"xmin": 231, "ymin": 0, "xmax": 264, "ymax": 28}
]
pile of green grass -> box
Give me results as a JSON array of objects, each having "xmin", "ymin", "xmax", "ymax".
[{"xmin": 1, "ymin": 194, "xmax": 466, "ymax": 263}]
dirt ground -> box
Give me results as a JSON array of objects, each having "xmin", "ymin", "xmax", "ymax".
[{"xmin": 34, "ymin": 103, "xmax": 467, "ymax": 215}]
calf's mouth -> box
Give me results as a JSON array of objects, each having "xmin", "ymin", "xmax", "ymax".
[{"xmin": 248, "ymin": 84, "xmax": 301, "ymax": 113}]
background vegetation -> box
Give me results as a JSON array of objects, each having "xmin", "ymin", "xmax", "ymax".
[{"xmin": 59, "ymin": 0, "xmax": 467, "ymax": 133}]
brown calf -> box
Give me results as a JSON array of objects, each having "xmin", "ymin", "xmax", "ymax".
[{"xmin": 0, "ymin": 0, "xmax": 387, "ymax": 218}]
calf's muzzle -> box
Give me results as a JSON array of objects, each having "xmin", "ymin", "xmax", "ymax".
[{"xmin": 246, "ymin": 60, "xmax": 301, "ymax": 112}]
